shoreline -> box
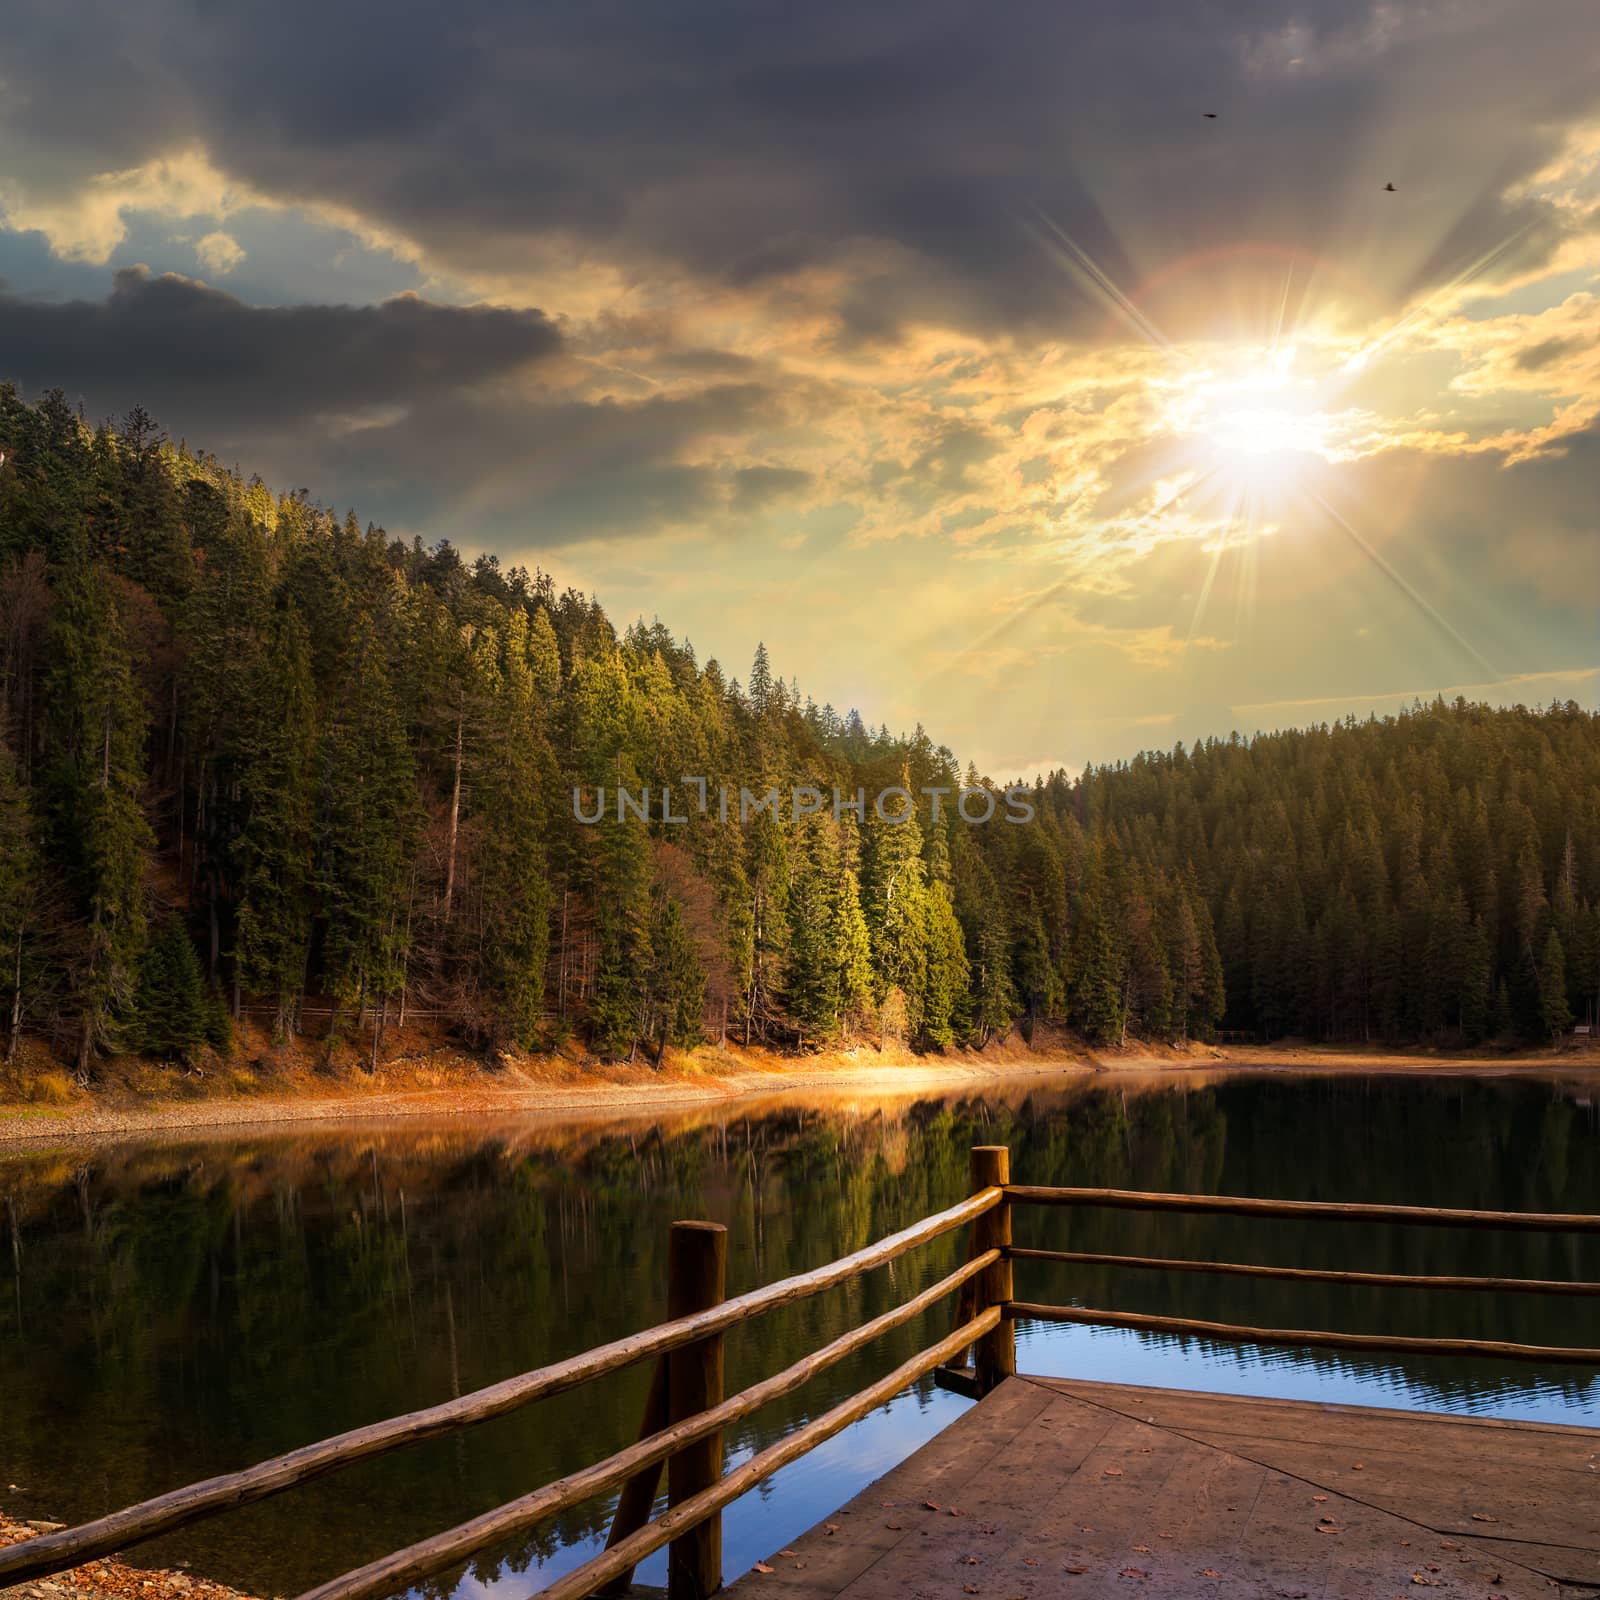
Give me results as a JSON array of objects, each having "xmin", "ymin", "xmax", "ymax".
[{"xmin": 4, "ymin": 1039, "xmax": 1596, "ymax": 1147}]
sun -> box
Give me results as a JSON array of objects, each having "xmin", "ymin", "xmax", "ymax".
[{"xmin": 1164, "ymin": 345, "xmax": 1337, "ymax": 493}]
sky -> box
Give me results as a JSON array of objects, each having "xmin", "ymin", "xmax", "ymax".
[{"xmin": 2, "ymin": 0, "xmax": 1597, "ymax": 777}]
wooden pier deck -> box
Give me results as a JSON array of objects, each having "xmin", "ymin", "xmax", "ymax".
[{"xmin": 727, "ymin": 1376, "xmax": 1600, "ymax": 1600}]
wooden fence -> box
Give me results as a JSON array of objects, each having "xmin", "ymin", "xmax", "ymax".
[{"xmin": 2, "ymin": 1146, "xmax": 1595, "ymax": 1600}]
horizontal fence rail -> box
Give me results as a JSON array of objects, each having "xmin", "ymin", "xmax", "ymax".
[
  {"xmin": 295, "ymin": 1250, "xmax": 1001, "ymax": 1600},
  {"xmin": 1005, "ymin": 1303, "xmax": 1600, "ymax": 1364},
  {"xmin": 1003, "ymin": 1185, "xmax": 1600, "ymax": 1231},
  {"xmin": 1004, "ymin": 1247, "xmax": 1600, "ymax": 1296},
  {"xmin": 532, "ymin": 1309, "xmax": 1001, "ymax": 1600},
  {"xmin": 0, "ymin": 1185, "xmax": 1000, "ymax": 1589}
]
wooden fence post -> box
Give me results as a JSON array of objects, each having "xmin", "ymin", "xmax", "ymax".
[
  {"xmin": 595, "ymin": 1355, "xmax": 669, "ymax": 1598},
  {"xmin": 970, "ymin": 1146, "xmax": 1015, "ymax": 1394},
  {"xmin": 666, "ymin": 1220, "xmax": 727, "ymax": 1600}
]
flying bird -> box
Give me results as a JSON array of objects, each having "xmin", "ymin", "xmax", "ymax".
[
  {"xmin": 1203, "ymin": 112, "xmax": 1218, "ymax": 118},
  {"xmin": 1384, "ymin": 182, "xmax": 1397, "ymax": 191}
]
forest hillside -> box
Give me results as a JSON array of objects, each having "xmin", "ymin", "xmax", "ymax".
[{"xmin": 1, "ymin": 386, "xmax": 1597, "ymax": 1079}]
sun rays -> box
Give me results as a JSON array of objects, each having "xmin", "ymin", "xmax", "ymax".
[{"xmin": 921, "ymin": 199, "xmax": 1560, "ymax": 704}]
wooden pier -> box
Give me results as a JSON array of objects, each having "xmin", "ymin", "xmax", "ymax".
[
  {"xmin": 2, "ymin": 1146, "xmax": 1596, "ymax": 1600},
  {"xmin": 726, "ymin": 1375, "xmax": 1600, "ymax": 1598}
]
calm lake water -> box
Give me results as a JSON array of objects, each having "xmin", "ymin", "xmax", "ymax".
[{"xmin": 2, "ymin": 1070, "xmax": 1597, "ymax": 1598}]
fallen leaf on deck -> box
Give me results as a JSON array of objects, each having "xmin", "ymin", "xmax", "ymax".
[
  {"xmin": 1132, "ymin": 1545, "xmax": 1152, "ymax": 1552},
  {"xmin": 1023, "ymin": 1558, "xmax": 1038, "ymax": 1567},
  {"xmin": 1200, "ymin": 1569, "xmax": 1222, "ymax": 1579},
  {"xmin": 1311, "ymin": 1494, "xmax": 1328, "ymax": 1503},
  {"xmin": 1064, "ymin": 1566, "xmax": 1089, "ymax": 1575},
  {"xmin": 1119, "ymin": 1567, "xmax": 1148, "ymax": 1580},
  {"xmin": 1470, "ymin": 1513, "xmax": 1497, "ymax": 1523},
  {"xmin": 885, "ymin": 1523, "xmax": 904, "ymax": 1531},
  {"xmin": 949, "ymin": 1508, "xmax": 966, "ymax": 1517},
  {"xmin": 778, "ymin": 1549, "xmax": 797, "ymax": 1557},
  {"xmin": 924, "ymin": 1501, "xmax": 941, "ymax": 1510},
  {"xmin": 1103, "ymin": 1466, "xmax": 1123, "ymax": 1477},
  {"xmin": 960, "ymin": 1556, "xmax": 980, "ymax": 1566},
  {"xmin": 824, "ymin": 1523, "xmax": 839, "ymax": 1535},
  {"xmin": 1314, "ymin": 1525, "xmax": 1343, "ymax": 1535},
  {"xmin": 752, "ymin": 1562, "xmax": 774, "ymax": 1574},
  {"xmin": 1410, "ymin": 1574, "xmax": 1435, "ymax": 1586},
  {"xmin": 963, "ymin": 1586, "xmax": 979, "ymax": 1595},
  {"xmin": 1350, "ymin": 1462, "xmax": 1364, "ymax": 1470}
]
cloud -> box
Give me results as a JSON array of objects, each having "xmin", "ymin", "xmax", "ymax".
[
  {"xmin": 0, "ymin": 150, "xmax": 245, "ymax": 264},
  {"xmin": 0, "ymin": 267, "xmax": 562, "ymax": 434},
  {"xmin": 193, "ymin": 231, "xmax": 245, "ymax": 274},
  {"xmin": 1, "ymin": 0, "xmax": 1597, "ymax": 342},
  {"xmin": 0, "ymin": 0, "xmax": 1596, "ymax": 772}
]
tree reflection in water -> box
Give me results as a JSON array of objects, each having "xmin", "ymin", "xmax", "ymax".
[{"xmin": 1, "ymin": 1071, "xmax": 1596, "ymax": 1598}]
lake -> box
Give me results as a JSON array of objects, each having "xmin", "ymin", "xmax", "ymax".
[{"xmin": 2, "ymin": 1069, "xmax": 1596, "ymax": 1599}]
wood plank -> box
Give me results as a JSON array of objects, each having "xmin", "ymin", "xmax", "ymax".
[
  {"xmin": 1036, "ymin": 1376, "xmax": 1600, "ymax": 1575},
  {"xmin": 725, "ymin": 1377, "xmax": 1600, "ymax": 1600},
  {"xmin": 730, "ymin": 1376, "xmax": 1059, "ymax": 1600}
]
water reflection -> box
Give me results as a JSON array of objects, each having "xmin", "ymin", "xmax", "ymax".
[{"xmin": 1, "ymin": 1071, "xmax": 1596, "ymax": 1598}]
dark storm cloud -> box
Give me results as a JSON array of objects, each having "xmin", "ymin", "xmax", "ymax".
[
  {"xmin": 287, "ymin": 382, "xmax": 790, "ymax": 546},
  {"xmin": 4, "ymin": 0, "xmax": 1598, "ymax": 340},
  {"xmin": 0, "ymin": 267, "xmax": 561, "ymax": 430}
]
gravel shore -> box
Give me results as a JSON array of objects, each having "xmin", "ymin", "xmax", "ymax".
[{"xmin": 0, "ymin": 1517, "xmax": 265, "ymax": 1600}]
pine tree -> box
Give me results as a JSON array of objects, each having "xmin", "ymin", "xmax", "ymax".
[
  {"xmin": 130, "ymin": 915, "xmax": 221, "ymax": 1060},
  {"xmin": 920, "ymin": 881, "xmax": 970, "ymax": 1047},
  {"xmin": 783, "ymin": 813, "xmax": 842, "ymax": 1048},
  {"xmin": 861, "ymin": 776, "xmax": 927, "ymax": 1023},
  {"xmin": 43, "ymin": 546, "xmax": 153, "ymax": 1074},
  {"xmin": 1068, "ymin": 887, "xmax": 1123, "ymax": 1044},
  {"xmin": 315, "ymin": 618, "xmax": 415, "ymax": 1051},
  {"xmin": 470, "ymin": 615, "xmax": 553, "ymax": 1048},
  {"xmin": 646, "ymin": 890, "xmax": 706, "ymax": 1059},
  {"xmin": 1539, "ymin": 928, "xmax": 1573, "ymax": 1040},
  {"xmin": 234, "ymin": 610, "xmax": 316, "ymax": 1037},
  {"xmin": 0, "ymin": 745, "xmax": 49, "ymax": 1058}
]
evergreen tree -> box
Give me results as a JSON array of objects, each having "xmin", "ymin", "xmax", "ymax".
[
  {"xmin": 43, "ymin": 546, "xmax": 153, "ymax": 1074},
  {"xmin": 1070, "ymin": 885, "xmax": 1125, "ymax": 1045},
  {"xmin": 315, "ymin": 618, "xmax": 415, "ymax": 1049},
  {"xmin": 646, "ymin": 889, "xmax": 706, "ymax": 1059},
  {"xmin": 130, "ymin": 915, "xmax": 222, "ymax": 1059},
  {"xmin": 0, "ymin": 745, "xmax": 49, "ymax": 1058},
  {"xmin": 860, "ymin": 776, "xmax": 927, "ymax": 1022},
  {"xmin": 234, "ymin": 610, "xmax": 316, "ymax": 1036},
  {"xmin": 1539, "ymin": 929, "xmax": 1573, "ymax": 1040},
  {"xmin": 920, "ymin": 881, "xmax": 970, "ymax": 1047}
]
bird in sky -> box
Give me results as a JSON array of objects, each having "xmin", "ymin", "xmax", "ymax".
[
  {"xmin": 1384, "ymin": 181, "xmax": 1397, "ymax": 191},
  {"xmin": 1203, "ymin": 112, "xmax": 1218, "ymax": 118}
]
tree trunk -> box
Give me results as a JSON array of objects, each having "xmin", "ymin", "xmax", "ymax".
[
  {"xmin": 8, "ymin": 936, "xmax": 22, "ymax": 1061},
  {"xmin": 442, "ymin": 707, "xmax": 464, "ymax": 924}
]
